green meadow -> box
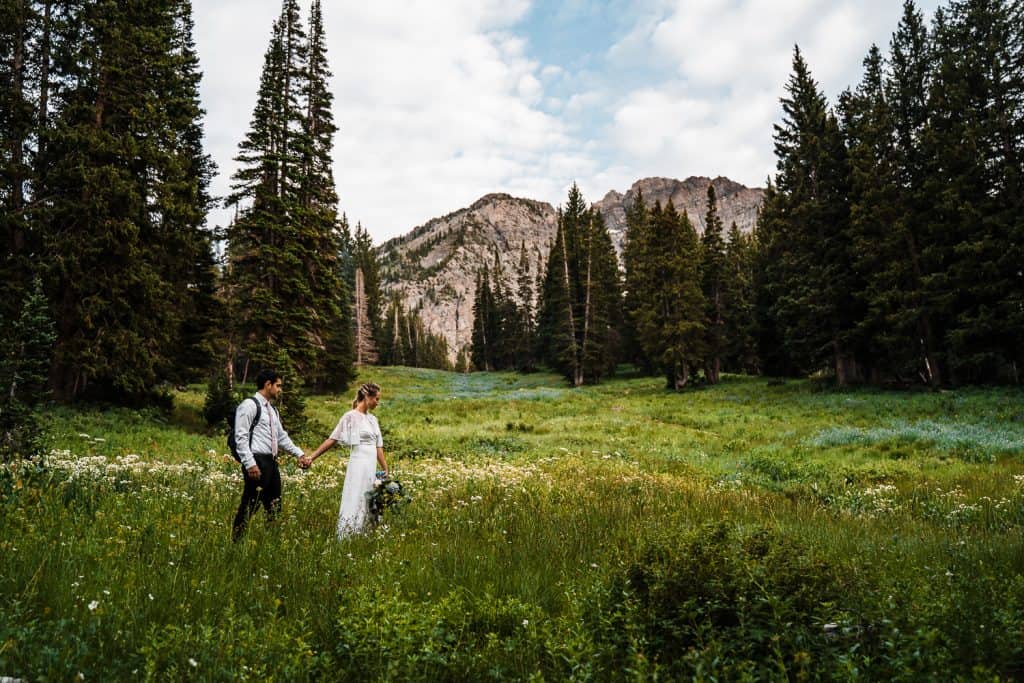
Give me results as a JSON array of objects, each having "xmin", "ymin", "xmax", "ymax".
[{"xmin": 3, "ymin": 367, "xmax": 1024, "ymax": 680}]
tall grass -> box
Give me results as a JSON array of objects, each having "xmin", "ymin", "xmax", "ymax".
[{"xmin": 2, "ymin": 368, "xmax": 1023, "ymax": 679}]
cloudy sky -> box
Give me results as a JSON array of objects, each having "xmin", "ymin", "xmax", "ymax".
[{"xmin": 194, "ymin": 0, "xmax": 940, "ymax": 244}]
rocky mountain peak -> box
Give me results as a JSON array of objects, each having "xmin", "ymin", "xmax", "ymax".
[
  {"xmin": 593, "ymin": 176, "xmax": 764, "ymax": 254},
  {"xmin": 379, "ymin": 176, "xmax": 763, "ymax": 362}
]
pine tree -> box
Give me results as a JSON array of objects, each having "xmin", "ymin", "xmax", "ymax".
[
  {"xmin": 621, "ymin": 190, "xmax": 653, "ymax": 373},
  {"xmin": 353, "ymin": 222, "xmax": 383, "ymax": 352},
  {"xmin": 0, "ymin": 0, "xmax": 39, "ymax": 320},
  {"xmin": 886, "ymin": 0, "xmax": 945, "ymax": 386},
  {"xmin": 378, "ymin": 298, "xmax": 450, "ymax": 370},
  {"xmin": 225, "ymin": 0, "xmax": 353, "ymax": 392},
  {"xmin": 723, "ymin": 222, "xmax": 758, "ymax": 373},
  {"xmin": 580, "ymin": 208, "xmax": 622, "ymax": 382},
  {"xmin": 753, "ymin": 180, "xmax": 796, "ymax": 376},
  {"xmin": 38, "ymin": 0, "xmax": 215, "ymax": 402},
  {"xmin": 635, "ymin": 202, "xmax": 705, "ymax": 389},
  {"xmin": 841, "ymin": 44, "xmax": 906, "ymax": 383},
  {"xmin": 354, "ymin": 266, "xmax": 379, "ymax": 365},
  {"xmin": 300, "ymin": 0, "xmax": 352, "ymax": 392},
  {"xmin": 160, "ymin": 0, "xmax": 219, "ymax": 383},
  {"xmin": 921, "ymin": 0, "xmax": 1023, "ymax": 383},
  {"xmin": 471, "ymin": 266, "xmax": 496, "ymax": 371},
  {"xmin": 701, "ymin": 184, "xmax": 727, "ymax": 384},
  {"xmin": 455, "ymin": 347, "xmax": 470, "ymax": 373},
  {"xmin": 765, "ymin": 47, "xmax": 860, "ymax": 384},
  {"xmin": 535, "ymin": 209, "xmax": 578, "ymax": 382},
  {"xmin": 0, "ymin": 278, "xmax": 55, "ymax": 460},
  {"xmin": 513, "ymin": 241, "xmax": 536, "ymax": 371},
  {"xmin": 535, "ymin": 184, "xmax": 620, "ymax": 386}
]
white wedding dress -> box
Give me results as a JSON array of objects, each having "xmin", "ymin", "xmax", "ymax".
[{"xmin": 331, "ymin": 409, "xmax": 383, "ymax": 539}]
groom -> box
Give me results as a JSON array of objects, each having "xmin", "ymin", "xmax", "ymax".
[{"xmin": 231, "ymin": 368, "xmax": 307, "ymax": 541}]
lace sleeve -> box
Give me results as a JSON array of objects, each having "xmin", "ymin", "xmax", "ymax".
[{"xmin": 329, "ymin": 411, "xmax": 360, "ymax": 446}]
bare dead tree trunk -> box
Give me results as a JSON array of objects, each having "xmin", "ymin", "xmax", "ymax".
[
  {"xmin": 37, "ymin": 0, "xmax": 52, "ymax": 159},
  {"xmin": 580, "ymin": 226, "xmax": 593, "ymax": 387},
  {"xmin": 11, "ymin": 4, "xmax": 26, "ymax": 213},
  {"xmin": 354, "ymin": 268, "xmax": 378, "ymax": 365},
  {"xmin": 560, "ymin": 232, "xmax": 581, "ymax": 387}
]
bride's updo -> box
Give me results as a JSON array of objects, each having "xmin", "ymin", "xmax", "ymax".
[{"xmin": 352, "ymin": 382, "xmax": 381, "ymax": 409}]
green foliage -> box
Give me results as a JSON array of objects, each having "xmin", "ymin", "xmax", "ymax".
[
  {"xmin": 224, "ymin": 0, "xmax": 353, "ymax": 394},
  {"xmin": 625, "ymin": 198, "xmax": 706, "ymax": 389},
  {"xmin": 759, "ymin": 47, "xmax": 860, "ymax": 385},
  {"xmin": 701, "ymin": 184, "xmax": 728, "ymax": 384},
  {"xmin": 535, "ymin": 184, "xmax": 621, "ymax": 386},
  {"xmin": 754, "ymin": 2, "xmax": 1024, "ymax": 387},
  {"xmin": 378, "ymin": 299, "xmax": 451, "ymax": 371},
  {"xmin": 613, "ymin": 522, "xmax": 852, "ymax": 678},
  {"xmin": 201, "ymin": 367, "xmax": 235, "ymax": 428},
  {"xmin": 2, "ymin": 369, "xmax": 1024, "ymax": 678},
  {"xmin": 33, "ymin": 0, "xmax": 217, "ymax": 402},
  {"xmin": 723, "ymin": 222, "xmax": 758, "ymax": 373},
  {"xmin": 0, "ymin": 279, "xmax": 56, "ymax": 461},
  {"xmin": 273, "ymin": 349, "xmax": 309, "ymax": 437}
]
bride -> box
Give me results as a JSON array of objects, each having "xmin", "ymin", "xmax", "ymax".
[{"xmin": 302, "ymin": 382, "xmax": 388, "ymax": 538}]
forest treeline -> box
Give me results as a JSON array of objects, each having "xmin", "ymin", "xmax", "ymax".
[
  {"xmin": 472, "ymin": 0, "xmax": 1022, "ymax": 389},
  {"xmin": 1, "ymin": 0, "xmax": 1022, "ymax": 457}
]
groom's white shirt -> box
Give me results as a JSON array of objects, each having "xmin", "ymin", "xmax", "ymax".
[{"xmin": 234, "ymin": 393, "xmax": 304, "ymax": 469}]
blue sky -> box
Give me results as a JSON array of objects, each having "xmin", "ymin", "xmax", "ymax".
[{"xmin": 195, "ymin": 0, "xmax": 941, "ymax": 243}]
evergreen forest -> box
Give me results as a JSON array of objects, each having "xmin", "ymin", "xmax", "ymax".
[
  {"xmin": 1, "ymin": 0, "xmax": 1022, "ymax": 462},
  {"xmin": 473, "ymin": 0, "xmax": 1023, "ymax": 391}
]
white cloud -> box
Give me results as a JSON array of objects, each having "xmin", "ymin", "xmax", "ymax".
[
  {"xmin": 600, "ymin": 0, "xmax": 933, "ymax": 189},
  {"xmin": 195, "ymin": 1, "xmax": 944, "ymax": 242},
  {"xmin": 197, "ymin": 0, "xmax": 579, "ymax": 242}
]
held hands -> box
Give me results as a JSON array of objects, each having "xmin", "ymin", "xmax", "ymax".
[{"xmin": 298, "ymin": 454, "xmax": 314, "ymax": 469}]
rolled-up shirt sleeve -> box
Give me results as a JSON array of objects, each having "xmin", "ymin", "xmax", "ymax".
[{"xmin": 234, "ymin": 400, "xmax": 258, "ymax": 470}]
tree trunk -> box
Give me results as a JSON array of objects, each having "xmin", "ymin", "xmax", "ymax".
[
  {"xmin": 834, "ymin": 347, "xmax": 862, "ymax": 387},
  {"xmin": 37, "ymin": 0, "xmax": 52, "ymax": 160},
  {"xmin": 559, "ymin": 229, "xmax": 580, "ymax": 387},
  {"xmin": 11, "ymin": 5, "xmax": 26, "ymax": 212},
  {"xmin": 580, "ymin": 228, "xmax": 593, "ymax": 385}
]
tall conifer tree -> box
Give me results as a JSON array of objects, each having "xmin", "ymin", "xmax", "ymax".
[
  {"xmin": 0, "ymin": 0, "xmax": 39, "ymax": 318},
  {"xmin": 921, "ymin": 0, "xmax": 1023, "ymax": 382},
  {"xmin": 701, "ymin": 185, "xmax": 727, "ymax": 384},
  {"xmin": 722, "ymin": 222, "xmax": 758, "ymax": 373},
  {"xmin": 38, "ymin": 0, "xmax": 215, "ymax": 401},
  {"xmin": 886, "ymin": 0, "xmax": 944, "ymax": 386},
  {"xmin": 841, "ymin": 45, "xmax": 900, "ymax": 383},
  {"xmin": 225, "ymin": 0, "xmax": 353, "ymax": 391},
  {"xmin": 765, "ymin": 47, "xmax": 860, "ymax": 384},
  {"xmin": 621, "ymin": 190, "xmax": 653, "ymax": 373},
  {"xmin": 535, "ymin": 184, "xmax": 620, "ymax": 386}
]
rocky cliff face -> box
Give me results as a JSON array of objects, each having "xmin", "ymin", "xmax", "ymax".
[
  {"xmin": 378, "ymin": 193, "xmax": 558, "ymax": 358},
  {"xmin": 594, "ymin": 176, "xmax": 764, "ymax": 254},
  {"xmin": 378, "ymin": 177, "xmax": 763, "ymax": 360}
]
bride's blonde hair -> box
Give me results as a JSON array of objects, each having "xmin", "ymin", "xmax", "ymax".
[{"xmin": 352, "ymin": 382, "xmax": 381, "ymax": 409}]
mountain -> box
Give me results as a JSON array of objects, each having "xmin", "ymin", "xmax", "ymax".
[
  {"xmin": 378, "ymin": 193, "xmax": 558, "ymax": 358},
  {"xmin": 593, "ymin": 176, "xmax": 764, "ymax": 254},
  {"xmin": 378, "ymin": 177, "xmax": 763, "ymax": 360}
]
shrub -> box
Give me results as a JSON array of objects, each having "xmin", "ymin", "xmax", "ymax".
[{"xmin": 605, "ymin": 522, "xmax": 856, "ymax": 678}]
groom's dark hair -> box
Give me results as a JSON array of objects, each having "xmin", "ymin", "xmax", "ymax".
[{"xmin": 255, "ymin": 369, "xmax": 282, "ymax": 391}]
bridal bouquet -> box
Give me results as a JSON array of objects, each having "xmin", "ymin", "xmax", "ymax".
[{"xmin": 367, "ymin": 471, "xmax": 411, "ymax": 523}]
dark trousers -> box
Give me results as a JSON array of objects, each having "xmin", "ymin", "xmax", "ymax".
[{"xmin": 232, "ymin": 453, "xmax": 281, "ymax": 541}]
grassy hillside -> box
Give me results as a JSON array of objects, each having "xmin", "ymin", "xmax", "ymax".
[{"xmin": 2, "ymin": 367, "xmax": 1023, "ymax": 679}]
